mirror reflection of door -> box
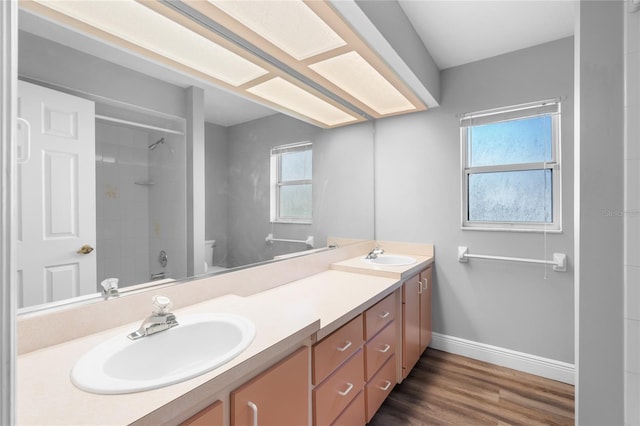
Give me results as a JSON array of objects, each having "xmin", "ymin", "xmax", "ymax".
[{"xmin": 17, "ymin": 80, "xmax": 97, "ymax": 308}]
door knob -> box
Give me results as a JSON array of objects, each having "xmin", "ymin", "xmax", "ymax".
[{"xmin": 77, "ymin": 244, "xmax": 94, "ymax": 254}]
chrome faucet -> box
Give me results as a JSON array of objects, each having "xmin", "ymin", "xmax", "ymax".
[
  {"xmin": 127, "ymin": 295, "xmax": 178, "ymax": 340},
  {"xmin": 365, "ymin": 247, "xmax": 385, "ymax": 259},
  {"xmin": 100, "ymin": 278, "xmax": 120, "ymax": 299}
]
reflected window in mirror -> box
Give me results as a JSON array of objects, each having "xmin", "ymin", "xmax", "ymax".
[{"xmin": 270, "ymin": 142, "xmax": 312, "ymax": 224}]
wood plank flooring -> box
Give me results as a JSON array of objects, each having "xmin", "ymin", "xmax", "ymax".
[{"xmin": 369, "ymin": 348, "xmax": 574, "ymax": 425}]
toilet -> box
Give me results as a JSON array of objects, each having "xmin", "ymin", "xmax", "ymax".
[{"xmin": 204, "ymin": 240, "xmax": 216, "ymax": 272}]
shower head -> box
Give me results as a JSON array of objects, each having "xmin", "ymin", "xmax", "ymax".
[
  {"xmin": 148, "ymin": 137, "xmax": 174, "ymax": 153},
  {"xmin": 148, "ymin": 137, "xmax": 165, "ymax": 151}
]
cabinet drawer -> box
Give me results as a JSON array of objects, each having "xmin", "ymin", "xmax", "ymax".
[
  {"xmin": 313, "ymin": 315, "xmax": 363, "ymax": 385},
  {"xmin": 364, "ymin": 293, "xmax": 396, "ymax": 340},
  {"xmin": 181, "ymin": 400, "xmax": 223, "ymax": 426},
  {"xmin": 331, "ymin": 390, "xmax": 365, "ymax": 426},
  {"xmin": 364, "ymin": 320, "xmax": 396, "ymax": 381},
  {"xmin": 313, "ymin": 350, "xmax": 364, "ymax": 426},
  {"xmin": 365, "ymin": 354, "xmax": 396, "ymax": 423}
]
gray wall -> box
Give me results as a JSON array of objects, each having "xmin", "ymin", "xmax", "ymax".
[
  {"xmin": 204, "ymin": 122, "xmax": 229, "ymax": 267},
  {"xmin": 375, "ymin": 37, "xmax": 575, "ymax": 363},
  {"xmin": 313, "ymin": 121, "xmax": 375, "ymax": 243},
  {"xmin": 576, "ymin": 1, "xmax": 624, "ymax": 423},
  {"xmin": 186, "ymin": 87, "xmax": 205, "ymax": 276},
  {"xmin": 224, "ymin": 114, "xmax": 374, "ymax": 267},
  {"xmin": 226, "ymin": 114, "xmax": 320, "ymax": 267},
  {"xmin": 18, "ymin": 31, "xmax": 187, "ymax": 118}
]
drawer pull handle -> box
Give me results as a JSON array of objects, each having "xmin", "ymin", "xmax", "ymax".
[
  {"xmin": 378, "ymin": 344, "xmax": 391, "ymax": 353},
  {"xmin": 418, "ymin": 280, "xmax": 423, "ymax": 294},
  {"xmin": 336, "ymin": 340, "xmax": 352, "ymax": 352},
  {"xmin": 338, "ymin": 382, "xmax": 354, "ymax": 396},
  {"xmin": 378, "ymin": 311, "xmax": 390, "ymax": 319},
  {"xmin": 248, "ymin": 401, "xmax": 258, "ymax": 426},
  {"xmin": 422, "ymin": 278, "xmax": 429, "ymax": 290},
  {"xmin": 378, "ymin": 380, "xmax": 392, "ymax": 391}
]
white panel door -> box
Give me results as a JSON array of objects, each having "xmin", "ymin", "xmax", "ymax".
[{"xmin": 17, "ymin": 80, "xmax": 96, "ymax": 308}]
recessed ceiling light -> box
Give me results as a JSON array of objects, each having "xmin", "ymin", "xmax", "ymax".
[
  {"xmin": 309, "ymin": 51, "xmax": 416, "ymax": 115},
  {"xmin": 23, "ymin": 0, "xmax": 426, "ymax": 128},
  {"xmin": 208, "ymin": 0, "xmax": 346, "ymax": 61},
  {"xmin": 34, "ymin": 0, "xmax": 268, "ymax": 87},
  {"xmin": 247, "ymin": 77, "xmax": 359, "ymax": 127}
]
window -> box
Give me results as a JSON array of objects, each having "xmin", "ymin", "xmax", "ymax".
[
  {"xmin": 461, "ymin": 100, "xmax": 561, "ymax": 231},
  {"xmin": 270, "ymin": 141, "xmax": 312, "ymax": 223}
]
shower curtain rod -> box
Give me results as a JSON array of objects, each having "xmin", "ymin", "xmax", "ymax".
[{"xmin": 95, "ymin": 114, "xmax": 185, "ymax": 135}]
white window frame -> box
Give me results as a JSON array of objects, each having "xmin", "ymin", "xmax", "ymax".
[
  {"xmin": 270, "ymin": 141, "xmax": 312, "ymax": 224},
  {"xmin": 460, "ymin": 100, "xmax": 562, "ymax": 232}
]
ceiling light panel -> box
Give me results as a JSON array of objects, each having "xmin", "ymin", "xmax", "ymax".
[
  {"xmin": 198, "ymin": 0, "xmax": 426, "ymax": 118},
  {"xmin": 34, "ymin": 0, "xmax": 268, "ymax": 87},
  {"xmin": 309, "ymin": 51, "xmax": 416, "ymax": 115},
  {"xmin": 207, "ymin": 0, "xmax": 346, "ymax": 61},
  {"xmin": 25, "ymin": 0, "xmax": 425, "ymax": 128},
  {"xmin": 247, "ymin": 77, "xmax": 359, "ymax": 127}
]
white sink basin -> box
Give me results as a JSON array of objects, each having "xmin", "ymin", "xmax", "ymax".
[
  {"xmin": 362, "ymin": 254, "xmax": 416, "ymax": 266},
  {"xmin": 71, "ymin": 313, "xmax": 255, "ymax": 394}
]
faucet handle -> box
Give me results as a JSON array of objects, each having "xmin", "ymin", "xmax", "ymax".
[
  {"xmin": 152, "ymin": 295, "xmax": 173, "ymax": 315},
  {"xmin": 100, "ymin": 278, "xmax": 119, "ymax": 298}
]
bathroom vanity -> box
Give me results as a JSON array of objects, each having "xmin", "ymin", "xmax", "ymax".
[{"xmin": 16, "ymin": 241, "xmax": 433, "ymax": 425}]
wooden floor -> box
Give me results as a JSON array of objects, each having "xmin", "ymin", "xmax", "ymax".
[{"xmin": 369, "ymin": 348, "xmax": 574, "ymax": 426}]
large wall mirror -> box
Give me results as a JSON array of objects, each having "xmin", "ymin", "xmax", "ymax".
[{"xmin": 16, "ymin": 7, "xmax": 375, "ymax": 312}]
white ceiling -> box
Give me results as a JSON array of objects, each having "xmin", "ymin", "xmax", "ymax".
[
  {"xmin": 20, "ymin": 1, "xmax": 577, "ymax": 127},
  {"xmin": 398, "ymin": 0, "xmax": 576, "ymax": 70}
]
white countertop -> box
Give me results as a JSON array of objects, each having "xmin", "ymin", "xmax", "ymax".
[
  {"xmin": 331, "ymin": 253, "xmax": 434, "ymax": 279},
  {"xmin": 17, "ymin": 269, "xmax": 405, "ymax": 425}
]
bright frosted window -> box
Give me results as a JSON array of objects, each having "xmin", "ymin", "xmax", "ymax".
[
  {"xmin": 468, "ymin": 116, "xmax": 552, "ymax": 167},
  {"xmin": 270, "ymin": 142, "xmax": 312, "ymax": 223},
  {"xmin": 461, "ymin": 101, "xmax": 560, "ymax": 231},
  {"xmin": 468, "ymin": 170, "xmax": 552, "ymax": 222},
  {"xmin": 279, "ymin": 184, "xmax": 312, "ymax": 218},
  {"xmin": 281, "ymin": 150, "xmax": 312, "ymax": 181}
]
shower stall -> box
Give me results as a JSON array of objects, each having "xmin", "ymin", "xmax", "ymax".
[{"xmin": 95, "ymin": 118, "xmax": 187, "ymax": 288}]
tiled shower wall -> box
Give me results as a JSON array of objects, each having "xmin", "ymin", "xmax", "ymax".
[
  {"xmin": 625, "ymin": 4, "xmax": 640, "ymax": 425},
  {"xmin": 147, "ymin": 132, "xmax": 187, "ymax": 283},
  {"xmin": 95, "ymin": 121, "xmax": 151, "ymax": 288},
  {"xmin": 96, "ymin": 119, "xmax": 188, "ymax": 289}
]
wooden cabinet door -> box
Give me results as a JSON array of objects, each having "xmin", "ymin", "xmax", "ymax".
[
  {"xmin": 402, "ymin": 273, "xmax": 421, "ymax": 379},
  {"xmin": 419, "ymin": 267, "xmax": 433, "ymax": 353},
  {"xmin": 231, "ymin": 347, "xmax": 309, "ymax": 426}
]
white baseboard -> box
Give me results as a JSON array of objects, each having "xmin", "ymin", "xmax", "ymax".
[{"xmin": 430, "ymin": 332, "xmax": 575, "ymax": 385}]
